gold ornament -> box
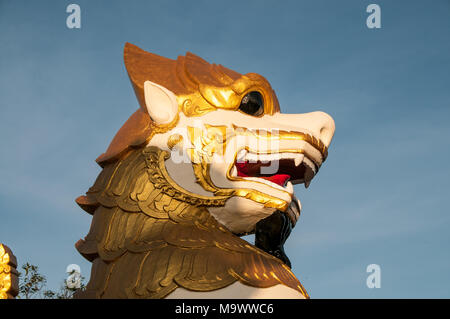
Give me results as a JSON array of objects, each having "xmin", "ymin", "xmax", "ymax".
[
  {"xmin": 75, "ymin": 147, "xmax": 308, "ymax": 298},
  {"xmin": 0, "ymin": 244, "xmax": 19, "ymax": 299},
  {"xmin": 167, "ymin": 134, "xmax": 184, "ymax": 150}
]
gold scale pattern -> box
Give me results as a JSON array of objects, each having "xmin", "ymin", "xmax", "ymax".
[
  {"xmin": 0, "ymin": 244, "xmax": 19, "ymax": 299},
  {"xmin": 75, "ymin": 147, "xmax": 308, "ymax": 298}
]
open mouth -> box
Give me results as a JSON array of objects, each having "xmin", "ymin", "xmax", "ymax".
[
  {"xmin": 231, "ymin": 149, "xmax": 318, "ymax": 190},
  {"xmin": 229, "ymin": 149, "xmax": 321, "ymax": 262}
]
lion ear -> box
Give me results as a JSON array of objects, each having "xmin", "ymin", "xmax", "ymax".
[{"xmin": 143, "ymin": 80, "xmax": 178, "ymax": 124}]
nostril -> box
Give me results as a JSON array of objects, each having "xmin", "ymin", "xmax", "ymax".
[
  {"xmin": 320, "ymin": 127, "xmax": 330, "ymax": 141},
  {"xmin": 316, "ymin": 112, "xmax": 335, "ymax": 146}
]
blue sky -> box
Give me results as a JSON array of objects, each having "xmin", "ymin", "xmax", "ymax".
[{"xmin": 1, "ymin": 0, "xmax": 449, "ymax": 298}]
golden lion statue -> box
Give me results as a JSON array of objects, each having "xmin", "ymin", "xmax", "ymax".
[{"xmin": 75, "ymin": 43, "xmax": 335, "ymax": 299}]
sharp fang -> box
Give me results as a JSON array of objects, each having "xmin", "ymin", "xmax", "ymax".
[
  {"xmin": 304, "ymin": 168, "xmax": 314, "ymax": 189},
  {"xmin": 236, "ymin": 149, "xmax": 246, "ymax": 163},
  {"xmin": 231, "ymin": 166, "xmax": 237, "ymax": 177},
  {"xmin": 294, "ymin": 154, "xmax": 304, "ymax": 167},
  {"xmin": 296, "ymin": 197, "xmax": 302, "ymax": 213},
  {"xmin": 285, "ymin": 181, "xmax": 293, "ymax": 194},
  {"xmin": 287, "ymin": 195, "xmax": 302, "ymax": 224}
]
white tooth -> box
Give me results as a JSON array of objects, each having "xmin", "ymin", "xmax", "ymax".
[
  {"xmin": 294, "ymin": 154, "xmax": 304, "ymax": 166},
  {"xmin": 291, "ymin": 199, "xmax": 301, "ymax": 219},
  {"xmin": 296, "ymin": 198, "xmax": 302, "ymax": 218},
  {"xmin": 269, "ymin": 153, "xmax": 282, "ymax": 161},
  {"xmin": 231, "ymin": 166, "xmax": 237, "ymax": 177},
  {"xmin": 258, "ymin": 153, "xmax": 271, "ymax": 163},
  {"xmin": 280, "ymin": 153, "xmax": 292, "ymax": 160},
  {"xmin": 285, "ymin": 181, "xmax": 293, "ymax": 194},
  {"xmin": 245, "ymin": 152, "xmax": 258, "ymax": 163},
  {"xmin": 236, "ymin": 149, "xmax": 246, "ymax": 162}
]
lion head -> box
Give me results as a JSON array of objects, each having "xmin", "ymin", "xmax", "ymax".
[{"xmin": 95, "ymin": 42, "xmax": 334, "ymax": 235}]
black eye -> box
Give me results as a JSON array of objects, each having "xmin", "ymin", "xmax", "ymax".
[{"xmin": 238, "ymin": 91, "xmax": 264, "ymax": 116}]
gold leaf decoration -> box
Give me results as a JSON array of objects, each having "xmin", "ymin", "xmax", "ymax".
[
  {"xmin": 75, "ymin": 147, "xmax": 308, "ymax": 299},
  {"xmin": 0, "ymin": 244, "xmax": 19, "ymax": 299}
]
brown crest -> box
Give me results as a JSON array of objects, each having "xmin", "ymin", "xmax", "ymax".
[{"xmin": 96, "ymin": 43, "xmax": 280, "ymax": 166}]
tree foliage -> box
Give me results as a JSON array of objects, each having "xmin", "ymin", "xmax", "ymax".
[{"xmin": 18, "ymin": 262, "xmax": 85, "ymax": 299}]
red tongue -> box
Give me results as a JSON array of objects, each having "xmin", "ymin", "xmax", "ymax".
[
  {"xmin": 260, "ymin": 174, "xmax": 291, "ymax": 186},
  {"xmin": 235, "ymin": 162, "xmax": 290, "ymax": 186}
]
